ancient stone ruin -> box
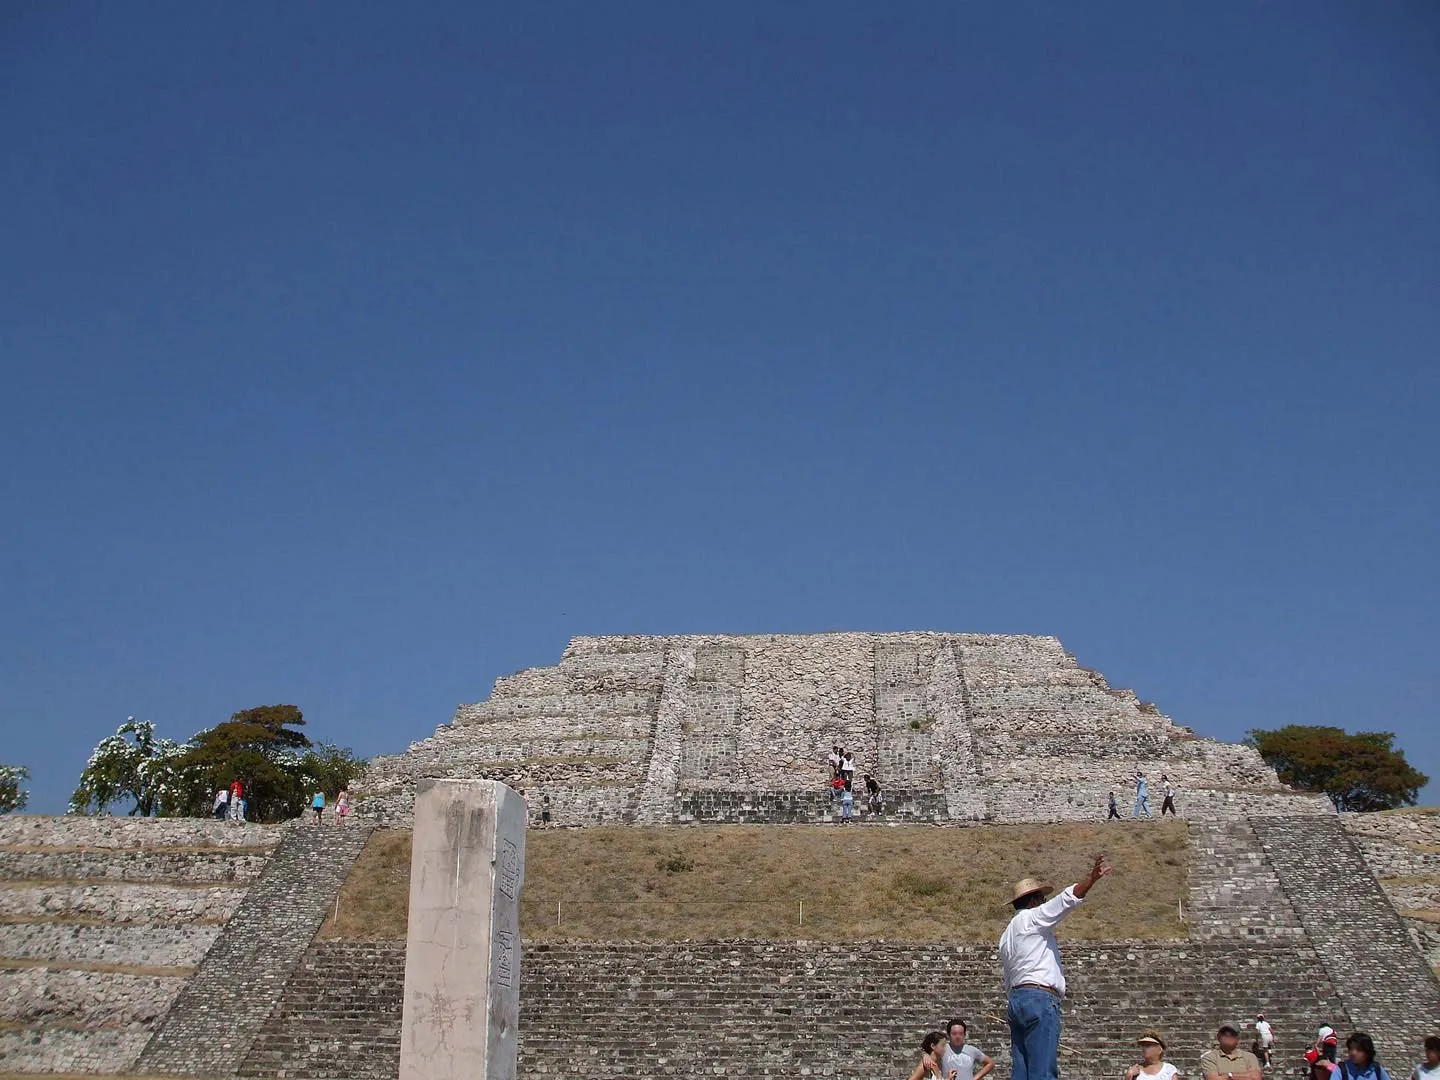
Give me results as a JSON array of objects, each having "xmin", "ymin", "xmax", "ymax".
[
  {"xmin": 3, "ymin": 631, "xmax": 1436, "ymax": 1079},
  {"xmin": 359, "ymin": 632, "xmax": 1332, "ymax": 826}
]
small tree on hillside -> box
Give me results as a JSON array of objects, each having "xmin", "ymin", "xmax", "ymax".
[
  {"xmin": 70, "ymin": 719, "xmax": 188, "ymax": 816},
  {"xmin": 0, "ymin": 765, "xmax": 29, "ymax": 814},
  {"xmin": 1248, "ymin": 725, "xmax": 1428, "ymax": 812}
]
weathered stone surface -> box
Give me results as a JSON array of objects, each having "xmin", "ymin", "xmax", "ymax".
[
  {"xmin": 244, "ymin": 938, "xmax": 1346, "ymax": 1080},
  {"xmin": 358, "ymin": 633, "xmax": 1333, "ymax": 827},
  {"xmin": 135, "ymin": 825, "xmax": 371, "ymax": 1076},
  {"xmin": 0, "ymin": 967, "xmax": 186, "ymax": 1026},
  {"xmin": 0, "ymin": 817, "xmax": 277, "ymax": 1075},
  {"xmin": 0, "ymin": 848, "xmax": 271, "ymax": 884},
  {"xmin": 400, "ymin": 779, "xmax": 525, "ymax": 1080},
  {"xmin": 0, "ymin": 816, "xmax": 277, "ymax": 850},
  {"xmin": 1253, "ymin": 815, "xmax": 1440, "ymax": 1052},
  {"xmin": 0, "ymin": 882, "xmax": 245, "ymax": 923},
  {"xmin": 0, "ymin": 922, "xmax": 217, "ymax": 967}
]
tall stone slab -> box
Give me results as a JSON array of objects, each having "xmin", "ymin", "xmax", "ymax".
[{"xmin": 400, "ymin": 779, "xmax": 525, "ymax": 1080}]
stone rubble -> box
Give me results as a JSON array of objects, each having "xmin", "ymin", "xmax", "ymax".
[{"xmin": 358, "ymin": 632, "xmax": 1333, "ymax": 827}]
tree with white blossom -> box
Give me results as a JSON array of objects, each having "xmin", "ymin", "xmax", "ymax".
[{"xmin": 0, "ymin": 765, "xmax": 28, "ymax": 815}]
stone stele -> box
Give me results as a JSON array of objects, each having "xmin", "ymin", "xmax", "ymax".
[{"xmin": 399, "ymin": 778, "xmax": 525, "ymax": 1080}]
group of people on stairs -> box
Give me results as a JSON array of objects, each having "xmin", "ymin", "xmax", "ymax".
[{"xmin": 905, "ymin": 852, "xmax": 1439, "ymax": 1080}]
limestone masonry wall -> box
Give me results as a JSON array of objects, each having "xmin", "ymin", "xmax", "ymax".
[
  {"xmin": 1342, "ymin": 811, "xmax": 1440, "ymax": 973},
  {"xmin": 0, "ymin": 816, "xmax": 278, "ymax": 1075},
  {"xmin": 359, "ymin": 632, "xmax": 1333, "ymax": 827},
  {"xmin": 242, "ymin": 938, "xmax": 1346, "ymax": 1080}
]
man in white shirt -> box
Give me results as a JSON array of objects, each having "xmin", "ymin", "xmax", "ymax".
[
  {"xmin": 941, "ymin": 1018, "xmax": 994, "ymax": 1080},
  {"xmin": 998, "ymin": 853, "xmax": 1113, "ymax": 1080}
]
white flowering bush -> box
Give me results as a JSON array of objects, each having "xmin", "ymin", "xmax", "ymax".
[
  {"xmin": 0, "ymin": 764, "xmax": 28, "ymax": 814},
  {"xmin": 69, "ymin": 710, "xmax": 365, "ymax": 821}
]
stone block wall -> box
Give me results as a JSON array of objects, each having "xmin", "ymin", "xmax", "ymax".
[
  {"xmin": 0, "ymin": 816, "xmax": 278, "ymax": 1075},
  {"xmin": 1253, "ymin": 814, "xmax": 1440, "ymax": 1053},
  {"xmin": 1342, "ymin": 811, "xmax": 1440, "ymax": 973},
  {"xmin": 358, "ymin": 632, "xmax": 1332, "ymax": 828},
  {"xmin": 137, "ymin": 825, "xmax": 371, "ymax": 1076},
  {"xmin": 241, "ymin": 938, "xmax": 1347, "ymax": 1080}
]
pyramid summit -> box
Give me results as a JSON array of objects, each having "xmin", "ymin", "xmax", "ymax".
[{"xmin": 358, "ymin": 632, "xmax": 1330, "ymax": 826}]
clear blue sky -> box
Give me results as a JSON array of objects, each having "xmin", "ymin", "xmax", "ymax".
[{"xmin": 3, "ymin": 3, "xmax": 1437, "ymax": 814}]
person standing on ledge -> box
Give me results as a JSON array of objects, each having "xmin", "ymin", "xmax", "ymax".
[{"xmin": 999, "ymin": 853, "xmax": 1113, "ymax": 1080}]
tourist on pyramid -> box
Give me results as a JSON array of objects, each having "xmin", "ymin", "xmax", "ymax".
[
  {"xmin": 827, "ymin": 744, "xmax": 842, "ymax": 778},
  {"xmin": 840, "ymin": 749, "xmax": 855, "ymax": 791},
  {"xmin": 998, "ymin": 852, "xmax": 1113, "ymax": 1080},
  {"xmin": 1160, "ymin": 776, "xmax": 1178, "ymax": 817},
  {"xmin": 310, "ymin": 790, "xmax": 325, "ymax": 825},
  {"xmin": 213, "ymin": 786, "xmax": 229, "ymax": 821},
  {"xmin": 1336, "ymin": 1032, "xmax": 1393, "ymax": 1080},
  {"xmin": 1315, "ymin": 1028, "xmax": 1340, "ymax": 1063},
  {"xmin": 905, "ymin": 1031, "xmax": 949, "ymax": 1080},
  {"xmin": 1126, "ymin": 1031, "xmax": 1178, "ymax": 1080},
  {"xmin": 1409, "ymin": 1036, "xmax": 1440, "ymax": 1080},
  {"xmin": 1254, "ymin": 1014, "xmax": 1274, "ymax": 1069},
  {"xmin": 335, "ymin": 788, "xmax": 353, "ymax": 825},
  {"xmin": 840, "ymin": 785, "xmax": 854, "ymax": 822},
  {"xmin": 1131, "ymin": 772, "xmax": 1153, "ymax": 819},
  {"xmin": 1201, "ymin": 1022, "xmax": 1263, "ymax": 1080},
  {"xmin": 864, "ymin": 773, "xmax": 883, "ymax": 815},
  {"xmin": 941, "ymin": 1018, "xmax": 994, "ymax": 1080},
  {"xmin": 1106, "ymin": 791, "xmax": 1121, "ymax": 821},
  {"xmin": 830, "ymin": 774, "xmax": 845, "ymax": 802}
]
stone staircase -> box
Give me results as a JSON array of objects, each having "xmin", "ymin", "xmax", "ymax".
[
  {"xmin": 136, "ymin": 825, "xmax": 371, "ymax": 1076},
  {"xmin": 1252, "ymin": 814, "xmax": 1440, "ymax": 1054},
  {"xmin": 241, "ymin": 938, "xmax": 1346, "ymax": 1080},
  {"xmin": 1186, "ymin": 819, "xmax": 1306, "ymax": 940}
]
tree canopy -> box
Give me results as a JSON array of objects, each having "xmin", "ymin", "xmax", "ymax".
[
  {"xmin": 0, "ymin": 764, "xmax": 29, "ymax": 815},
  {"xmin": 1247, "ymin": 725, "xmax": 1429, "ymax": 812},
  {"xmin": 70, "ymin": 707, "xmax": 366, "ymax": 822}
]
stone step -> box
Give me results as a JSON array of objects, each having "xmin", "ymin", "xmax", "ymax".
[{"xmin": 135, "ymin": 826, "xmax": 372, "ymax": 1076}]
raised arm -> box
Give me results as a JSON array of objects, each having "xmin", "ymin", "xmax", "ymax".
[{"xmin": 1073, "ymin": 853, "xmax": 1113, "ymax": 900}]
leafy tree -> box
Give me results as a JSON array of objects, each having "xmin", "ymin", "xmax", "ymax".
[
  {"xmin": 71, "ymin": 708, "xmax": 366, "ymax": 822},
  {"xmin": 70, "ymin": 719, "xmax": 187, "ymax": 817},
  {"xmin": 0, "ymin": 765, "xmax": 29, "ymax": 814},
  {"xmin": 1248, "ymin": 725, "xmax": 1429, "ymax": 812}
]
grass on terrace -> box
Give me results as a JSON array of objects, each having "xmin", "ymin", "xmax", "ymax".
[{"xmin": 321, "ymin": 820, "xmax": 1187, "ymax": 942}]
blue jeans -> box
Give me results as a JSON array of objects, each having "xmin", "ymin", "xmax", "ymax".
[
  {"xmin": 1008, "ymin": 986, "xmax": 1061, "ymax": 1080},
  {"xmin": 1132, "ymin": 796, "xmax": 1151, "ymax": 819}
]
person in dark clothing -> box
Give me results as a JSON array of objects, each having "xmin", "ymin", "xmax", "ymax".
[{"xmin": 1107, "ymin": 792, "xmax": 1121, "ymax": 821}]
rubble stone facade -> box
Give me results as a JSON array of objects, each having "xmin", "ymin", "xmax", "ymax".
[{"xmin": 359, "ymin": 632, "xmax": 1333, "ymax": 826}]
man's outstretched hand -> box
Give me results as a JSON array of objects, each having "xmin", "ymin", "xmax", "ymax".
[{"xmin": 1074, "ymin": 853, "xmax": 1113, "ymax": 899}]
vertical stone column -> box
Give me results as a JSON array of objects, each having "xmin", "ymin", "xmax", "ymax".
[{"xmin": 400, "ymin": 779, "xmax": 526, "ymax": 1080}]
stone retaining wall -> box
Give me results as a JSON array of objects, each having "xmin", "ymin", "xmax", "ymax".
[
  {"xmin": 0, "ymin": 848, "xmax": 271, "ymax": 884},
  {"xmin": 0, "ymin": 923, "xmax": 218, "ymax": 968},
  {"xmin": 0, "ymin": 967, "xmax": 187, "ymax": 1025},
  {"xmin": 0, "ymin": 817, "xmax": 279, "ymax": 1074},
  {"xmin": 1342, "ymin": 810, "xmax": 1440, "ymax": 971},
  {"xmin": 0, "ymin": 882, "xmax": 245, "ymax": 923},
  {"xmin": 243, "ymin": 938, "xmax": 1347, "ymax": 1080}
]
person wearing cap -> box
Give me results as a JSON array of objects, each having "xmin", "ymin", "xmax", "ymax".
[
  {"xmin": 1254, "ymin": 1014, "xmax": 1274, "ymax": 1070},
  {"xmin": 1201, "ymin": 1023, "xmax": 1263, "ymax": 1080},
  {"xmin": 1315, "ymin": 1028, "xmax": 1341, "ymax": 1064},
  {"xmin": 998, "ymin": 853, "xmax": 1113, "ymax": 1080},
  {"xmin": 1126, "ymin": 1031, "xmax": 1179, "ymax": 1080}
]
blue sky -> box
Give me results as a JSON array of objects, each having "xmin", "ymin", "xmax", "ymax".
[{"xmin": 2, "ymin": 3, "xmax": 1437, "ymax": 813}]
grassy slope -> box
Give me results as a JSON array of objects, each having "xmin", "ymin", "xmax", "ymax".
[{"xmin": 322, "ymin": 821, "xmax": 1188, "ymax": 942}]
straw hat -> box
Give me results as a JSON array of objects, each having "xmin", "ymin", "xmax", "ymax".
[{"xmin": 1010, "ymin": 877, "xmax": 1053, "ymax": 905}]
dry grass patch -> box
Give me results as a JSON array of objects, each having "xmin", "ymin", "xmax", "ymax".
[{"xmin": 322, "ymin": 821, "xmax": 1187, "ymax": 942}]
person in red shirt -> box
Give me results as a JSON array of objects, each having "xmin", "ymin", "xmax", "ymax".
[{"xmin": 228, "ymin": 778, "xmax": 245, "ymax": 822}]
